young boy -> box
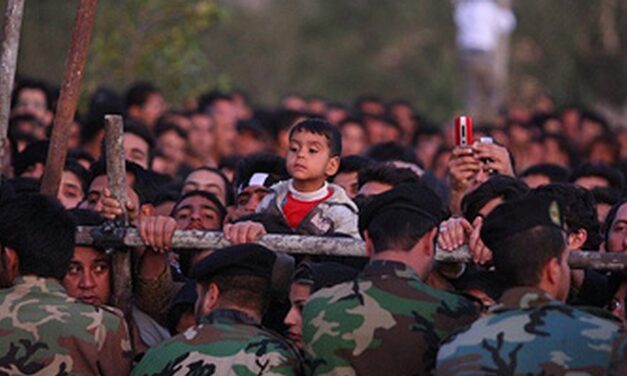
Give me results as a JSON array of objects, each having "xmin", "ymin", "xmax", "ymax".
[{"xmin": 225, "ymin": 118, "xmax": 360, "ymax": 241}]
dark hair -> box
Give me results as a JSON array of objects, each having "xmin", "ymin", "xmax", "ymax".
[
  {"xmin": 88, "ymin": 159, "xmax": 159, "ymax": 204},
  {"xmin": 357, "ymin": 163, "xmax": 420, "ymax": 189},
  {"xmin": 11, "ymin": 78, "xmax": 52, "ymax": 111},
  {"xmin": 172, "ymin": 190, "xmax": 227, "ymax": 223},
  {"xmin": 570, "ymin": 163, "xmax": 625, "ymax": 191},
  {"xmin": 154, "ymin": 120, "xmax": 187, "ymax": 140},
  {"xmin": 533, "ymin": 183, "xmax": 602, "ymax": 250},
  {"xmin": 204, "ymin": 274, "xmax": 270, "ymax": 315},
  {"xmin": 604, "ymin": 199, "xmax": 627, "ymax": 248},
  {"xmin": 233, "ymin": 153, "xmax": 288, "ymax": 190},
  {"xmin": 580, "ymin": 110, "xmax": 610, "ymax": 133},
  {"xmin": 0, "ymin": 194, "xmax": 75, "ymax": 279},
  {"xmin": 12, "ymin": 140, "xmax": 48, "ymax": 176},
  {"xmin": 367, "ymin": 208, "xmax": 435, "ymax": 253},
  {"xmin": 338, "ymin": 117, "xmax": 366, "ymax": 132},
  {"xmin": 462, "ymin": 176, "xmax": 529, "ymax": 221},
  {"xmin": 541, "ymin": 134, "xmax": 577, "ymax": 167},
  {"xmin": 124, "ymin": 117, "xmax": 156, "ymax": 150},
  {"xmin": 197, "ymin": 90, "xmax": 232, "ymax": 114},
  {"xmin": 125, "ymin": 81, "xmax": 159, "ymax": 109},
  {"xmin": 64, "ymin": 158, "xmax": 91, "ymax": 193},
  {"xmin": 519, "ymin": 163, "xmax": 571, "ymax": 184},
  {"xmin": 185, "ymin": 166, "xmax": 234, "ymax": 206},
  {"xmin": 337, "ymin": 155, "xmax": 373, "ymax": 175},
  {"xmin": 289, "ymin": 118, "xmax": 342, "ymax": 157},
  {"xmin": 492, "ymin": 225, "xmax": 566, "ymax": 287},
  {"xmin": 366, "ymin": 142, "xmax": 417, "ymax": 165}
]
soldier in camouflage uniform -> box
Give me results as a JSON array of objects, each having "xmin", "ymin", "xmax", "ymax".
[
  {"xmin": 302, "ymin": 184, "xmax": 480, "ymax": 375},
  {"xmin": 436, "ymin": 194, "xmax": 622, "ymax": 375},
  {"xmin": 132, "ymin": 244, "xmax": 302, "ymax": 375},
  {"xmin": 0, "ymin": 194, "xmax": 132, "ymax": 375}
]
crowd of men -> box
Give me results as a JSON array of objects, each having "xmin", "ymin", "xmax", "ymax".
[{"xmin": 1, "ymin": 77, "xmax": 627, "ymax": 375}]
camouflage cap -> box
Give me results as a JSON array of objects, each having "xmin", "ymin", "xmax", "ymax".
[
  {"xmin": 190, "ymin": 244, "xmax": 276, "ymax": 281},
  {"xmin": 481, "ymin": 194, "xmax": 565, "ymax": 250},
  {"xmin": 358, "ymin": 183, "xmax": 444, "ymax": 236}
]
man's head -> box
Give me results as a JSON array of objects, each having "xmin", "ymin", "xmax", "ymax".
[
  {"xmin": 59, "ymin": 159, "xmax": 90, "ymax": 209},
  {"xmin": 569, "ymin": 163, "xmax": 625, "ymax": 192},
  {"xmin": 519, "ymin": 163, "xmax": 570, "ymax": 189},
  {"xmin": 0, "ymin": 194, "xmax": 75, "ymax": 286},
  {"xmin": 287, "ymin": 119, "xmax": 341, "ymax": 189},
  {"xmin": 154, "ymin": 121, "xmax": 187, "ymax": 176},
  {"xmin": 461, "ymin": 175, "xmax": 529, "ymax": 222},
  {"xmin": 482, "ymin": 194, "xmax": 569, "ymax": 301},
  {"xmin": 125, "ymin": 81, "xmax": 166, "ymax": 128},
  {"xmin": 338, "ymin": 118, "xmax": 367, "ymax": 156},
  {"xmin": 332, "ymin": 155, "xmax": 373, "ymax": 199},
  {"xmin": 123, "ymin": 118, "xmax": 156, "ymax": 169},
  {"xmin": 63, "ymin": 210, "xmax": 110, "ymax": 306},
  {"xmin": 356, "ymin": 163, "xmax": 421, "ymax": 200},
  {"xmin": 190, "ymin": 244, "xmax": 276, "ymax": 321},
  {"xmin": 182, "ymin": 167, "xmax": 232, "ymax": 206},
  {"xmin": 187, "ymin": 113, "xmax": 214, "ymax": 161},
  {"xmin": 198, "ymin": 91, "xmax": 238, "ymax": 161},
  {"xmin": 358, "ymin": 184, "xmax": 444, "ymax": 277},
  {"xmin": 172, "ymin": 190, "xmax": 226, "ymax": 231},
  {"xmin": 232, "ymin": 153, "xmax": 288, "ymax": 219},
  {"xmin": 11, "ymin": 79, "xmax": 53, "ymax": 126}
]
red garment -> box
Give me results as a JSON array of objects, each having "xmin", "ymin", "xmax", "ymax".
[{"xmin": 283, "ymin": 189, "xmax": 333, "ymax": 229}]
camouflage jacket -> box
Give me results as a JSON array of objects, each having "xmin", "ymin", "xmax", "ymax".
[
  {"xmin": 131, "ymin": 308, "xmax": 303, "ymax": 375},
  {"xmin": 609, "ymin": 330, "xmax": 627, "ymax": 375},
  {"xmin": 302, "ymin": 260, "xmax": 480, "ymax": 375},
  {"xmin": 0, "ymin": 276, "xmax": 132, "ymax": 375},
  {"xmin": 436, "ymin": 286, "xmax": 622, "ymax": 375},
  {"xmin": 256, "ymin": 180, "xmax": 360, "ymax": 238}
]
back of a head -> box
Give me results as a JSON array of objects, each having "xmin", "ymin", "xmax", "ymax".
[
  {"xmin": 289, "ymin": 118, "xmax": 342, "ymax": 157},
  {"xmin": 0, "ymin": 194, "xmax": 75, "ymax": 280},
  {"xmin": 357, "ymin": 163, "xmax": 421, "ymax": 190},
  {"xmin": 533, "ymin": 183, "xmax": 602, "ymax": 250},
  {"xmin": 233, "ymin": 153, "xmax": 288, "ymax": 192},
  {"xmin": 359, "ymin": 183, "xmax": 444, "ymax": 253},
  {"xmin": 481, "ymin": 194, "xmax": 566, "ymax": 288},
  {"xmin": 462, "ymin": 175, "xmax": 529, "ymax": 221}
]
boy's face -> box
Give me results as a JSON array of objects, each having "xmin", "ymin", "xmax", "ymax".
[{"xmin": 287, "ymin": 130, "xmax": 339, "ymax": 190}]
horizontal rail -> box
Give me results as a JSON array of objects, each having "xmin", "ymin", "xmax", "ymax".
[{"xmin": 75, "ymin": 226, "xmax": 627, "ymax": 270}]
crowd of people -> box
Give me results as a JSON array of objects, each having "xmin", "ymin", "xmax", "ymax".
[{"xmin": 1, "ymin": 76, "xmax": 627, "ymax": 375}]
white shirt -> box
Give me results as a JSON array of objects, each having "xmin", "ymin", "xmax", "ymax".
[{"xmin": 454, "ymin": 0, "xmax": 516, "ymax": 51}]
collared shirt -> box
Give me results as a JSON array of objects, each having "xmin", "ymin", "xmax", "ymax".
[
  {"xmin": 303, "ymin": 259, "xmax": 479, "ymax": 375},
  {"xmin": 0, "ymin": 276, "xmax": 132, "ymax": 375},
  {"xmin": 132, "ymin": 308, "xmax": 302, "ymax": 375},
  {"xmin": 436, "ymin": 286, "xmax": 622, "ymax": 375}
]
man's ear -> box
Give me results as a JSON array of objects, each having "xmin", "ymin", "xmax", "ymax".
[
  {"xmin": 567, "ymin": 229, "xmax": 587, "ymax": 250},
  {"xmin": 325, "ymin": 156, "xmax": 340, "ymax": 177},
  {"xmin": 420, "ymin": 227, "xmax": 438, "ymax": 258},
  {"xmin": 545, "ymin": 257, "xmax": 561, "ymax": 287}
]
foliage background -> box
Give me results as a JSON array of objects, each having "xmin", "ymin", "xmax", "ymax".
[{"xmin": 4, "ymin": 0, "xmax": 627, "ymax": 123}]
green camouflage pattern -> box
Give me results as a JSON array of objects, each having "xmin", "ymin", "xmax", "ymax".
[
  {"xmin": 302, "ymin": 260, "xmax": 480, "ymax": 375},
  {"xmin": 0, "ymin": 276, "xmax": 132, "ymax": 375},
  {"xmin": 131, "ymin": 308, "xmax": 302, "ymax": 375},
  {"xmin": 436, "ymin": 287, "xmax": 621, "ymax": 375}
]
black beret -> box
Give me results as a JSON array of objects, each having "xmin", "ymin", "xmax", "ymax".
[
  {"xmin": 190, "ymin": 244, "xmax": 276, "ymax": 281},
  {"xmin": 481, "ymin": 194, "xmax": 564, "ymax": 250},
  {"xmin": 358, "ymin": 183, "xmax": 444, "ymax": 236}
]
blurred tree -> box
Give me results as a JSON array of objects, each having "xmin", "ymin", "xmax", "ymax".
[{"xmin": 85, "ymin": 0, "xmax": 222, "ymax": 105}]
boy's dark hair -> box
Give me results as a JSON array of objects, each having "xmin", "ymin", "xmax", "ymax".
[
  {"xmin": 492, "ymin": 225, "xmax": 566, "ymax": 287},
  {"xmin": 462, "ymin": 175, "xmax": 529, "ymax": 221},
  {"xmin": 125, "ymin": 81, "xmax": 159, "ymax": 110},
  {"xmin": 11, "ymin": 78, "xmax": 52, "ymax": 110},
  {"xmin": 0, "ymin": 193, "xmax": 75, "ymax": 280},
  {"xmin": 604, "ymin": 199, "xmax": 627, "ymax": 248},
  {"xmin": 357, "ymin": 163, "xmax": 420, "ymax": 189},
  {"xmin": 533, "ymin": 183, "xmax": 602, "ymax": 250},
  {"xmin": 88, "ymin": 159, "xmax": 159, "ymax": 204},
  {"xmin": 366, "ymin": 142, "xmax": 417, "ymax": 165},
  {"xmin": 289, "ymin": 118, "xmax": 342, "ymax": 157},
  {"xmin": 570, "ymin": 163, "xmax": 625, "ymax": 191},
  {"xmin": 519, "ymin": 163, "xmax": 571, "ymax": 184},
  {"xmin": 337, "ymin": 155, "xmax": 373, "ymax": 175}
]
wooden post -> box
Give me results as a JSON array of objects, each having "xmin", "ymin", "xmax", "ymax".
[
  {"xmin": 0, "ymin": 0, "xmax": 25, "ymax": 184},
  {"xmin": 104, "ymin": 115, "xmax": 133, "ymax": 321},
  {"xmin": 40, "ymin": 0, "xmax": 97, "ymax": 197}
]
